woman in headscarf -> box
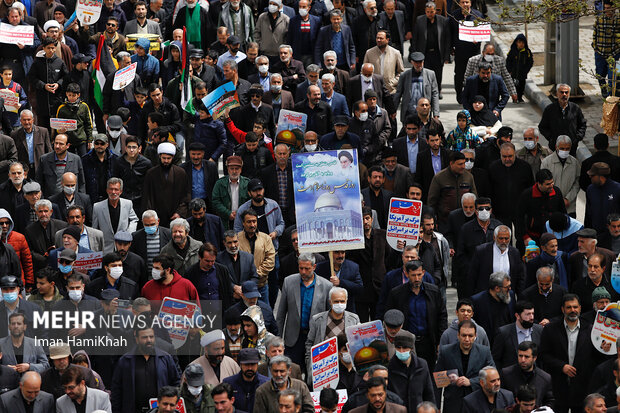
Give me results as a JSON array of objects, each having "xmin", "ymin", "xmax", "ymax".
[
  {"xmin": 446, "ymin": 109, "xmax": 481, "ymax": 151},
  {"xmin": 469, "ymin": 95, "xmax": 502, "ymax": 140}
]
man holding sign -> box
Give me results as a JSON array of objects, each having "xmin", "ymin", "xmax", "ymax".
[
  {"xmin": 0, "ymin": 7, "xmax": 40, "ymax": 85},
  {"xmin": 449, "ymin": 0, "xmax": 483, "ymax": 103}
]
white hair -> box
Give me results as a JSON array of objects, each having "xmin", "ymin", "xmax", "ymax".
[
  {"xmin": 494, "ymin": 225, "xmax": 512, "ymax": 237},
  {"xmin": 329, "ymin": 286, "xmax": 348, "ymax": 300},
  {"xmin": 323, "ymin": 50, "xmax": 337, "ymax": 60},
  {"xmin": 169, "ymin": 218, "xmax": 190, "ymax": 233},
  {"xmin": 461, "ymin": 193, "xmax": 476, "ymax": 204},
  {"xmin": 298, "ymin": 253, "xmax": 316, "ymax": 265},
  {"xmin": 34, "ymin": 199, "xmax": 51, "ymax": 211},
  {"xmin": 523, "ymin": 127, "xmax": 539, "ymax": 139},
  {"xmin": 321, "ymin": 73, "xmax": 335, "ymax": 83},
  {"xmin": 556, "ymin": 135, "xmax": 572, "ymax": 147},
  {"xmin": 362, "ymin": 0, "xmax": 375, "ymax": 8},
  {"xmin": 478, "ymin": 366, "xmax": 498, "ymax": 384},
  {"xmin": 142, "ymin": 210, "xmax": 159, "ymax": 220}
]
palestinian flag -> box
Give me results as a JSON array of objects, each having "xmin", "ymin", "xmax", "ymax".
[
  {"xmin": 180, "ymin": 27, "xmax": 195, "ymax": 115},
  {"xmin": 91, "ymin": 34, "xmax": 116, "ymax": 111}
]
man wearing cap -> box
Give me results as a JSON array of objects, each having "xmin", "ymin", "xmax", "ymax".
[
  {"xmin": 102, "ymin": 115, "xmax": 127, "ymax": 156},
  {"xmin": 254, "ymin": 355, "xmax": 313, "ymax": 413},
  {"xmin": 40, "ymin": 342, "xmax": 103, "ymax": 398},
  {"xmin": 387, "ymin": 333, "xmax": 435, "ymax": 411},
  {"xmin": 568, "ymin": 228, "xmax": 616, "ymax": 284},
  {"xmin": 586, "ymin": 162, "xmax": 620, "ymax": 234},
  {"xmin": 580, "ymin": 134, "xmax": 620, "ymax": 192},
  {"xmin": 583, "ymin": 286, "xmax": 613, "ymax": 325},
  {"xmin": 213, "ymin": 156, "xmax": 251, "ymax": 230},
  {"xmin": 181, "ymin": 364, "xmax": 216, "ymax": 412},
  {"xmin": 319, "ymin": 116, "xmax": 362, "ymax": 152},
  {"xmin": 51, "ymin": 204, "xmax": 101, "ymax": 253},
  {"xmin": 82, "ymin": 134, "xmax": 118, "ymax": 204},
  {"xmin": 92, "ymin": 177, "xmax": 138, "ymax": 254},
  {"xmin": 380, "ymin": 149, "xmax": 411, "ymax": 198},
  {"xmin": 189, "ymin": 329, "xmax": 241, "ymax": 386},
  {"xmin": 190, "ymin": 49, "xmax": 217, "ymax": 91},
  {"xmin": 0, "ymin": 207, "xmax": 31, "ymax": 288},
  {"xmin": 218, "ymin": 36, "xmax": 247, "ymax": 69},
  {"xmin": 112, "ymin": 229, "xmax": 146, "ymax": 284},
  {"xmin": 112, "ymin": 321, "xmax": 181, "ymax": 413},
  {"xmin": 224, "ymin": 348, "xmax": 269, "ymax": 413},
  {"xmin": 234, "ymin": 177, "xmax": 285, "ymax": 250},
  {"xmin": 382, "ymin": 309, "xmax": 416, "ymax": 357},
  {"xmin": 226, "ymin": 280, "xmax": 279, "ymax": 336},
  {"xmin": 24, "ymin": 198, "xmax": 68, "ymax": 272},
  {"xmin": 142, "ymin": 141, "xmax": 190, "ymax": 229},
  {"xmin": 0, "ymin": 275, "xmax": 41, "ymax": 336},
  {"xmin": 63, "ymin": 53, "xmax": 92, "ymax": 109}
]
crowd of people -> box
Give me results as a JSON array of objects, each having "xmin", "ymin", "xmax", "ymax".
[{"xmin": 0, "ymin": 0, "xmax": 616, "ymax": 411}]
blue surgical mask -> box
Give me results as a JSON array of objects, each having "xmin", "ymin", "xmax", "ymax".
[
  {"xmin": 144, "ymin": 225, "xmax": 157, "ymax": 235},
  {"xmin": 395, "ymin": 350, "xmax": 410, "ymax": 362},
  {"xmin": 59, "ymin": 264, "xmax": 73, "ymax": 274},
  {"xmin": 2, "ymin": 291, "xmax": 18, "ymax": 303}
]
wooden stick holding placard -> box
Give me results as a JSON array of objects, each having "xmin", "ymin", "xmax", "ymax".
[{"xmin": 329, "ymin": 251, "xmax": 334, "ymax": 279}]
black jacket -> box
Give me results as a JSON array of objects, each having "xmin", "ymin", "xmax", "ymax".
[
  {"xmin": 130, "ymin": 226, "xmax": 172, "ymax": 262},
  {"xmin": 259, "ymin": 163, "xmax": 295, "ymax": 225},
  {"xmin": 293, "ymin": 100, "xmax": 333, "ymax": 137},
  {"xmin": 500, "ymin": 364, "xmax": 555, "ymax": 408},
  {"xmin": 186, "ymin": 261, "xmax": 234, "ymax": 311},
  {"xmin": 384, "ymin": 282, "xmax": 447, "ymax": 349},
  {"xmin": 103, "ymin": 71, "xmax": 142, "ymax": 116},
  {"xmin": 230, "ymin": 103, "xmax": 276, "ymax": 139},
  {"xmin": 85, "ymin": 274, "xmax": 139, "ymax": 300},
  {"xmin": 491, "ymin": 322, "xmax": 544, "ymax": 370},
  {"xmin": 516, "ymin": 184, "xmax": 567, "ymax": 243},
  {"xmin": 579, "ymin": 150, "xmax": 620, "ymax": 191},
  {"xmin": 538, "ymin": 101, "xmax": 587, "ymax": 151},
  {"xmin": 387, "ymin": 354, "xmax": 436, "ymax": 412},
  {"xmin": 539, "ymin": 317, "xmax": 595, "ymax": 408},
  {"xmin": 49, "ymin": 191, "xmax": 94, "ymax": 226},
  {"xmin": 111, "ymin": 154, "xmax": 153, "ymax": 205},
  {"xmin": 467, "ymin": 242, "xmax": 526, "ymax": 296},
  {"xmin": 27, "ymin": 53, "xmax": 68, "ymax": 117},
  {"xmin": 413, "ymin": 147, "xmax": 449, "ymax": 202},
  {"xmin": 521, "ymin": 283, "xmax": 567, "ymax": 324},
  {"xmin": 138, "ymin": 97, "xmax": 184, "ymax": 139},
  {"xmin": 235, "ymin": 144, "xmax": 274, "ymax": 179},
  {"xmin": 463, "ymin": 388, "xmax": 514, "ymax": 413},
  {"xmin": 488, "ymin": 158, "xmax": 534, "ymax": 221},
  {"xmin": 455, "ymin": 218, "xmax": 502, "ymax": 287},
  {"xmin": 180, "ymin": 159, "xmax": 218, "ymax": 211},
  {"xmin": 445, "ymin": 208, "xmax": 475, "ymax": 249}
]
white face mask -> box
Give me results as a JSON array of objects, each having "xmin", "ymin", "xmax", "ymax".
[
  {"xmin": 361, "ymin": 75, "xmax": 372, "ymax": 83},
  {"xmin": 268, "ymin": 4, "xmax": 279, "ymax": 13},
  {"xmin": 299, "ymin": 8, "xmax": 308, "ymax": 16},
  {"xmin": 465, "ymin": 160, "xmax": 474, "ymax": 170},
  {"xmin": 109, "ymin": 130, "xmax": 121, "ymax": 139},
  {"xmin": 68, "ymin": 290, "xmax": 83, "ymax": 302},
  {"xmin": 188, "ymin": 385, "xmax": 203, "ymax": 396},
  {"xmin": 358, "ymin": 112, "xmax": 369, "ymax": 122},
  {"xmin": 332, "ymin": 303, "xmax": 346, "ymax": 314},
  {"xmin": 109, "ymin": 266, "xmax": 123, "ymax": 280},
  {"xmin": 341, "ymin": 352, "xmax": 352, "ymax": 364},
  {"xmin": 152, "ymin": 268, "xmax": 163, "ymax": 280},
  {"xmin": 305, "ymin": 144, "xmax": 317, "ymax": 152},
  {"xmin": 484, "ymin": 54, "xmax": 494, "ymax": 62},
  {"xmin": 63, "ymin": 185, "xmax": 76, "ymax": 195},
  {"xmin": 258, "ymin": 64, "xmax": 269, "ymax": 74},
  {"xmin": 477, "ymin": 209, "xmax": 491, "ymax": 221},
  {"xmin": 523, "ymin": 140, "xmax": 536, "ymax": 150},
  {"xmin": 557, "ymin": 150, "xmax": 570, "ymax": 159},
  {"xmin": 270, "ymin": 84, "xmax": 282, "ymax": 93}
]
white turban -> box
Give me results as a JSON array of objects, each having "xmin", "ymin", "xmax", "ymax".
[
  {"xmin": 43, "ymin": 20, "xmax": 61, "ymax": 32},
  {"xmin": 157, "ymin": 142, "xmax": 176, "ymax": 155},
  {"xmin": 200, "ymin": 329, "xmax": 225, "ymax": 347}
]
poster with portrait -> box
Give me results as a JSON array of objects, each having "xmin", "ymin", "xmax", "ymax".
[
  {"xmin": 591, "ymin": 302, "xmax": 620, "ymax": 355},
  {"xmin": 292, "ymin": 150, "xmax": 364, "ymax": 253}
]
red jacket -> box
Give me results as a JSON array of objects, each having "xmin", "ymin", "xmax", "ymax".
[
  {"xmin": 141, "ymin": 270, "xmax": 200, "ymax": 306},
  {"xmin": 7, "ymin": 231, "xmax": 33, "ymax": 288}
]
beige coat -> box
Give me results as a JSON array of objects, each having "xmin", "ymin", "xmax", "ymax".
[
  {"xmin": 254, "ymin": 11, "xmax": 290, "ymax": 57},
  {"xmin": 237, "ymin": 231, "xmax": 275, "ymax": 286},
  {"xmin": 189, "ymin": 355, "xmax": 240, "ymax": 386},
  {"xmin": 540, "ymin": 152, "xmax": 581, "ymax": 214},
  {"xmin": 363, "ymin": 45, "xmax": 405, "ymax": 94}
]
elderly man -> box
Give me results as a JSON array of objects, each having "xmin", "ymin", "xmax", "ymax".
[
  {"xmin": 363, "ymin": 30, "xmax": 404, "ymax": 94},
  {"xmin": 254, "ymin": 0, "xmax": 290, "ymax": 60},
  {"xmin": 37, "ymin": 134, "xmax": 85, "ymax": 198},
  {"xmin": 296, "ymin": 64, "xmax": 322, "ymax": 102},
  {"xmin": 540, "ymin": 135, "xmax": 581, "ymax": 217},
  {"xmin": 347, "ymin": 62, "xmax": 394, "ymax": 115},
  {"xmin": 521, "ymin": 266, "xmax": 567, "ymax": 326},
  {"xmin": 273, "ymin": 44, "xmax": 306, "ymax": 96},
  {"xmin": 321, "ymin": 73, "xmax": 349, "ymax": 116},
  {"xmin": 320, "ymin": 50, "xmax": 350, "ymax": 96},
  {"xmin": 24, "ymin": 198, "xmax": 67, "ymax": 271},
  {"xmin": 277, "ymin": 253, "xmax": 332, "ymax": 371},
  {"xmin": 305, "ymin": 287, "xmax": 360, "ymax": 370},
  {"xmin": 569, "ymin": 228, "xmax": 616, "ymax": 283},
  {"xmin": 464, "ymin": 43, "xmax": 518, "ymax": 102},
  {"xmin": 159, "ymin": 218, "xmax": 201, "ymax": 277},
  {"xmin": 257, "ymin": 336, "xmax": 302, "ymax": 379},
  {"xmin": 49, "ymin": 172, "xmax": 93, "ymax": 225},
  {"xmin": 11, "ymin": 110, "xmax": 51, "ymax": 178},
  {"xmin": 516, "ymin": 127, "xmax": 552, "ymax": 177},
  {"xmin": 92, "ymin": 177, "xmax": 138, "ymax": 254},
  {"xmin": 462, "ymin": 366, "xmax": 514, "ymax": 412},
  {"xmin": 254, "ymin": 355, "xmax": 314, "ymax": 413},
  {"xmin": 394, "ymin": 52, "xmax": 440, "ymax": 124},
  {"xmin": 213, "ymin": 156, "xmax": 251, "ymax": 230},
  {"xmin": 572, "ymin": 253, "xmax": 620, "ymax": 310},
  {"xmin": 471, "ymin": 272, "xmax": 516, "ymax": 346},
  {"xmin": 189, "ymin": 330, "xmax": 241, "ymax": 386},
  {"xmin": 0, "ymin": 371, "xmax": 54, "ymax": 411},
  {"xmin": 129, "ymin": 209, "xmax": 171, "ymax": 273},
  {"xmin": 538, "ymin": 84, "xmax": 587, "ymax": 154}
]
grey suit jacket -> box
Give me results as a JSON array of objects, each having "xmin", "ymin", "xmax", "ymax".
[
  {"xmin": 36, "ymin": 151, "xmax": 86, "ymax": 197},
  {"xmin": 491, "ymin": 322, "xmax": 543, "ymax": 369},
  {"xmin": 54, "ymin": 225, "xmax": 105, "ymax": 253},
  {"xmin": 276, "ymin": 273, "xmax": 333, "ymax": 347},
  {"xmin": 92, "ymin": 198, "xmax": 138, "ymax": 254},
  {"xmin": 0, "ymin": 336, "xmax": 49, "ymax": 372},
  {"xmin": 56, "ymin": 387, "xmax": 111, "ymax": 413},
  {"xmin": 394, "ymin": 68, "xmax": 439, "ymax": 123},
  {"xmin": 216, "ymin": 250, "xmax": 258, "ymax": 285},
  {"xmin": 305, "ymin": 310, "xmax": 360, "ymax": 369},
  {"xmin": 123, "ymin": 19, "xmax": 162, "ymax": 37},
  {"xmin": 0, "ymin": 388, "xmax": 55, "ymax": 413},
  {"xmin": 10, "ymin": 126, "xmax": 51, "ymax": 175}
]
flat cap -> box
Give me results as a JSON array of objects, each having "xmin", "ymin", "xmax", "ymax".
[
  {"xmin": 393, "ymin": 333, "xmax": 415, "ymax": 348},
  {"xmin": 59, "ymin": 248, "xmax": 77, "ymax": 261},
  {"xmin": 184, "ymin": 364, "xmax": 205, "ymax": 386},
  {"xmin": 0, "ymin": 275, "xmax": 19, "ymax": 288},
  {"xmin": 334, "ymin": 115, "xmax": 349, "ymax": 126},
  {"xmin": 226, "ymin": 35, "xmax": 241, "ymax": 45},
  {"xmin": 409, "ymin": 51, "xmax": 425, "ymax": 62},
  {"xmin": 576, "ymin": 228, "xmax": 597, "ymax": 239},
  {"xmin": 384, "ymin": 309, "xmax": 404, "ymax": 327},
  {"xmin": 587, "ymin": 162, "xmax": 611, "ymax": 177},
  {"xmin": 539, "ymin": 232, "xmax": 556, "ymax": 247},
  {"xmin": 23, "ymin": 181, "xmax": 41, "ymax": 193},
  {"xmin": 238, "ymin": 348, "xmax": 260, "ymax": 364},
  {"xmin": 114, "ymin": 231, "xmax": 133, "ymax": 242},
  {"xmin": 364, "ymin": 89, "xmax": 378, "ymax": 99},
  {"xmin": 226, "ymin": 155, "xmax": 243, "ymax": 167},
  {"xmin": 101, "ymin": 288, "xmax": 120, "ymax": 301}
]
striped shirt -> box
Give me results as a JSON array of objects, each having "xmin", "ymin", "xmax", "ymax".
[{"xmin": 146, "ymin": 231, "xmax": 161, "ymax": 272}]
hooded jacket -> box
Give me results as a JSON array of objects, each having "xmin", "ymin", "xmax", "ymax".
[
  {"xmin": 162, "ymin": 40, "xmax": 182, "ymax": 86},
  {"xmin": 0, "ymin": 209, "xmax": 21, "ymax": 278},
  {"xmin": 73, "ymin": 350, "xmax": 105, "ymax": 390},
  {"xmin": 506, "ymin": 33, "xmax": 533, "ymax": 80},
  {"xmin": 0, "ymin": 208, "xmax": 31, "ymax": 287},
  {"xmin": 131, "ymin": 37, "xmax": 160, "ymax": 86},
  {"xmin": 240, "ymin": 305, "xmax": 274, "ymax": 361}
]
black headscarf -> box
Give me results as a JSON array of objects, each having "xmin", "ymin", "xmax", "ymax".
[{"xmin": 469, "ymin": 95, "xmax": 498, "ymax": 127}]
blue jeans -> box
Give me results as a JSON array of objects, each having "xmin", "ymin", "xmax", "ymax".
[
  {"xmin": 595, "ymin": 52, "xmax": 620, "ymax": 96},
  {"xmin": 258, "ymin": 284, "xmax": 269, "ymax": 307}
]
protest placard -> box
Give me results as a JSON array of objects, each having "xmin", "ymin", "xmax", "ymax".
[
  {"xmin": 458, "ymin": 21, "xmax": 491, "ymax": 42},
  {"xmin": 202, "ymin": 81, "xmax": 240, "ymax": 120},
  {"xmin": 126, "ymin": 34, "xmax": 161, "ymax": 52},
  {"xmin": 591, "ymin": 302, "xmax": 620, "ymax": 355},
  {"xmin": 345, "ymin": 321, "xmax": 388, "ymax": 372},
  {"xmin": 276, "ymin": 110, "xmax": 307, "ymax": 148},
  {"xmin": 0, "ymin": 88, "xmax": 19, "ymax": 113},
  {"xmin": 71, "ymin": 251, "xmax": 103, "ymax": 272},
  {"xmin": 433, "ymin": 370, "xmax": 459, "ymax": 388},
  {"xmin": 0, "ymin": 23, "xmax": 34, "ymax": 46},
  {"xmin": 158, "ymin": 297, "xmax": 200, "ymax": 349},
  {"xmin": 386, "ymin": 198, "xmax": 422, "ymax": 251},
  {"xmin": 112, "ymin": 62, "xmax": 137, "ymax": 90},
  {"xmin": 150, "ymin": 397, "xmax": 186, "ymax": 413},
  {"xmin": 75, "ymin": 0, "xmax": 103, "ymax": 24},
  {"xmin": 50, "ymin": 118, "xmax": 78, "ymax": 131},
  {"xmin": 611, "ymin": 262, "xmax": 620, "ymax": 294},
  {"xmin": 311, "ymin": 337, "xmax": 339, "ymax": 391},
  {"xmin": 310, "ymin": 389, "xmax": 348, "ymax": 413},
  {"xmin": 292, "ymin": 150, "xmax": 364, "ymax": 253}
]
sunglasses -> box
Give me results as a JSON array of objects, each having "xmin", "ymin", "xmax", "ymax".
[{"xmin": 477, "ymin": 206, "xmax": 491, "ymax": 211}]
